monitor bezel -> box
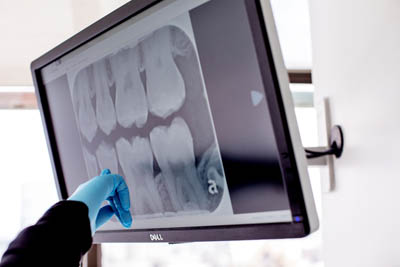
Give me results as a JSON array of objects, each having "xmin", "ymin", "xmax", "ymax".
[{"xmin": 31, "ymin": 0, "xmax": 318, "ymax": 243}]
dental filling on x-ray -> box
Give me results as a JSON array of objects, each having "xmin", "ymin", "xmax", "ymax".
[{"xmin": 40, "ymin": 0, "xmax": 293, "ymax": 230}]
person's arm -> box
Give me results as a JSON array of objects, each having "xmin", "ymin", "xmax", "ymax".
[
  {"xmin": 0, "ymin": 201, "xmax": 92, "ymax": 267},
  {"xmin": 0, "ymin": 169, "xmax": 132, "ymax": 267}
]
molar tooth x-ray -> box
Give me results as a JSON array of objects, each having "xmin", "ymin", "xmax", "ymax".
[
  {"xmin": 142, "ymin": 27, "xmax": 186, "ymax": 119},
  {"xmin": 68, "ymin": 16, "xmax": 226, "ymax": 224},
  {"xmin": 116, "ymin": 137, "xmax": 164, "ymax": 216},
  {"xmin": 110, "ymin": 46, "xmax": 149, "ymax": 128},
  {"xmin": 150, "ymin": 117, "xmax": 208, "ymax": 212}
]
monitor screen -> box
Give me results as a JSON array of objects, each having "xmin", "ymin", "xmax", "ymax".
[{"xmin": 33, "ymin": 0, "xmax": 318, "ymax": 241}]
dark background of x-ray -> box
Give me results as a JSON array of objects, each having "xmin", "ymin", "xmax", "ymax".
[{"xmin": 190, "ymin": 0, "xmax": 291, "ymax": 214}]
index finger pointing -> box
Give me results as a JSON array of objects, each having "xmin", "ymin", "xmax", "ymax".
[{"xmin": 114, "ymin": 176, "xmax": 131, "ymax": 211}]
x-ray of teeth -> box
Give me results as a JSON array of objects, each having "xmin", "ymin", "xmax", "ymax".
[
  {"xmin": 92, "ymin": 59, "xmax": 117, "ymax": 135},
  {"xmin": 116, "ymin": 137, "xmax": 164, "ymax": 215},
  {"xmin": 72, "ymin": 68, "xmax": 98, "ymax": 143},
  {"xmin": 150, "ymin": 117, "xmax": 208, "ymax": 211},
  {"xmin": 95, "ymin": 142, "xmax": 119, "ymax": 174},
  {"xmin": 69, "ymin": 20, "xmax": 226, "ymax": 222},
  {"xmin": 110, "ymin": 46, "xmax": 149, "ymax": 128},
  {"xmin": 46, "ymin": 8, "xmax": 298, "ymax": 233},
  {"xmin": 82, "ymin": 147, "xmax": 99, "ymax": 179},
  {"xmin": 142, "ymin": 27, "xmax": 186, "ymax": 119},
  {"xmin": 154, "ymin": 172, "xmax": 175, "ymax": 212}
]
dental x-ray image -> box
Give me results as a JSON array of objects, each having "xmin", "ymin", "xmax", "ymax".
[{"xmin": 70, "ymin": 23, "xmax": 225, "ymax": 219}]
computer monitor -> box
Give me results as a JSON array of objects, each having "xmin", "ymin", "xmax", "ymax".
[{"xmin": 31, "ymin": 0, "xmax": 319, "ymax": 243}]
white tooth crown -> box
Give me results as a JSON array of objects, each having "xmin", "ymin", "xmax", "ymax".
[
  {"xmin": 93, "ymin": 59, "xmax": 117, "ymax": 135},
  {"xmin": 116, "ymin": 137, "xmax": 164, "ymax": 215},
  {"xmin": 142, "ymin": 27, "xmax": 186, "ymax": 119},
  {"xmin": 73, "ymin": 68, "xmax": 98, "ymax": 143},
  {"xmin": 110, "ymin": 46, "xmax": 149, "ymax": 128},
  {"xmin": 95, "ymin": 142, "xmax": 119, "ymax": 174},
  {"xmin": 150, "ymin": 117, "xmax": 208, "ymax": 212}
]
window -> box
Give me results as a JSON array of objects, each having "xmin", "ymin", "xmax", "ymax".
[
  {"xmin": 0, "ymin": 104, "xmax": 58, "ymax": 256},
  {"xmin": 270, "ymin": 0, "xmax": 312, "ymax": 70}
]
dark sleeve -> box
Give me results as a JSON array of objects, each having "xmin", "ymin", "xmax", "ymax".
[{"xmin": 0, "ymin": 201, "xmax": 93, "ymax": 267}]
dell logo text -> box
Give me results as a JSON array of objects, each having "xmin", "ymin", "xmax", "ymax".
[{"xmin": 150, "ymin": 234, "xmax": 164, "ymax": 241}]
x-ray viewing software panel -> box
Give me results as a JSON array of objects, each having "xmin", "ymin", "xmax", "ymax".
[{"xmin": 40, "ymin": 0, "xmax": 293, "ymax": 231}]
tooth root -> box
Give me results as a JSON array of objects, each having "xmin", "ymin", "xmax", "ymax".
[
  {"xmin": 73, "ymin": 68, "xmax": 98, "ymax": 143},
  {"xmin": 110, "ymin": 47, "xmax": 148, "ymax": 128},
  {"xmin": 92, "ymin": 59, "xmax": 117, "ymax": 135},
  {"xmin": 177, "ymin": 177, "xmax": 201, "ymax": 211},
  {"xmin": 82, "ymin": 147, "xmax": 99, "ymax": 178},
  {"xmin": 142, "ymin": 26, "xmax": 186, "ymax": 119},
  {"xmin": 155, "ymin": 173, "xmax": 174, "ymax": 212},
  {"xmin": 150, "ymin": 125, "xmax": 182, "ymax": 211},
  {"xmin": 131, "ymin": 137, "xmax": 164, "ymax": 213},
  {"xmin": 150, "ymin": 117, "xmax": 208, "ymax": 211},
  {"xmin": 116, "ymin": 137, "xmax": 164, "ymax": 215},
  {"xmin": 95, "ymin": 142, "xmax": 119, "ymax": 174}
]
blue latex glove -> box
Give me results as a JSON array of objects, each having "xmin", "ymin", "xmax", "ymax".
[{"xmin": 68, "ymin": 169, "xmax": 132, "ymax": 234}]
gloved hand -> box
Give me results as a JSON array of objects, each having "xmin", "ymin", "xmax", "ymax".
[{"xmin": 68, "ymin": 169, "xmax": 132, "ymax": 234}]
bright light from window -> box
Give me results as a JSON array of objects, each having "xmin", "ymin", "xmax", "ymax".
[
  {"xmin": 270, "ymin": 0, "xmax": 313, "ymax": 70},
  {"xmin": 0, "ymin": 110, "xmax": 58, "ymax": 256}
]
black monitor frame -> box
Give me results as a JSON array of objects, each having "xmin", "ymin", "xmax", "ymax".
[{"xmin": 31, "ymin": 0, "xmax": 318, "ymax": 243}]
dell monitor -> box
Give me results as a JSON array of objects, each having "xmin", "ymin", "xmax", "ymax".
[{"xmin": 31, "ymin": 0, "xmax": 319, "ymax": 243}]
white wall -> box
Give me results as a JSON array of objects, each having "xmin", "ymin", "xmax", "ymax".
[
  {"xmin": 309, "ymin": 1, "xmax": 400, "ymax": 266},
  {"xmin": 0, "ymin": 0, "xmax": 74, "ymax": 86},
  {"xmin": 0, "ymin": 0, "xmax": 129, "ymax": 86}
]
